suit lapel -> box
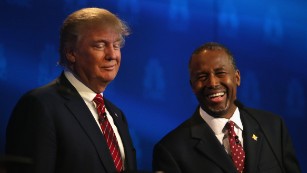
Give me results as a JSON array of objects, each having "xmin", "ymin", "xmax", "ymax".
[
  {"xmin": 57, "ymin": 73, "xmax": 116, "ymax": 173},
  {"xmin": 240, "ymin": 109, "xmax": 263, "ymax": 173},
  {"xmin": 190, "ymin": 111, "xmax": 237, "ymax": 173}
]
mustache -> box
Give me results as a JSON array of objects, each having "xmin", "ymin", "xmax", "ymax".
[{"xmin": 199, "ymin": 85, "xmax": 225, "ymax": 94}]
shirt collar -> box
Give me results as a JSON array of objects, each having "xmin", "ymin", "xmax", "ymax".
[
  {"xmin": 229, "ymin": 108, "xmax": 243, "ymax": 130},
  {"xmin": 64, "ymin": 70, "xmax": 102, "ymax": 102},
  {"xmin": 199, "ymin": 107, "xmax": 243, "ymax": 135}
]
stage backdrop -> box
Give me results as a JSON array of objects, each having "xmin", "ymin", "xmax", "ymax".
[{"xmin": 0, "ymin": 0, "xmax": 306, "ymax": 172}]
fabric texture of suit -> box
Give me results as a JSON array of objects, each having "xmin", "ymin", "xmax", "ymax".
[
  {"xmin": 6, "ymin": 72, "xmax": 137, "ymax": 173},
  {"xmin": 153, "ymin": 104, "xmax": 301, "ymax": 173}
]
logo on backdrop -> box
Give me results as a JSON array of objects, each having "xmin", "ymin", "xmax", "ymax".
[
  {"xmin": 117, "ymin": 0, "xmax": 140, "ymax": 26},
  {"xmin": 218, "ymin": 0, "xmax": 239, "ymax": 37},
  {"xmin": 263, "ymin": 7, "xmax": 283, "ymax": 45},
  {"xmin": 238, "ymin": 71, "xmax": 261, "ymax": 108},
  {"xmin": 143, "ymin": 58, "xmax": 165, "ymax": 101},
  {"xmin": 286, "ymin": 79, "xmax": 305, "ymax": 118},
  {"xmin": 169, "ymin": 0, "xmax": 190, "ymax": 31}
]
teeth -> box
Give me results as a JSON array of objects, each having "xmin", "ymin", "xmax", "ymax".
[{"xmin": 208, "ymin": 92, "xmax": 224, "ymax": 98}]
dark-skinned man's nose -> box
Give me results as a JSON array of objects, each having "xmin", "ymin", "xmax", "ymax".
[{"xmin": 208, "ymin": 74, "xmax": 219, "ymax": 88}]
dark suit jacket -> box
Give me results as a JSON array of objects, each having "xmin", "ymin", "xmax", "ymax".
[
  {"xmin": 6, "ymin": 73, "xmax": 137, "ymax": 173},
  {"xmin": 153, "ymin": 105, "xmax": 301, "ymax": 173}
]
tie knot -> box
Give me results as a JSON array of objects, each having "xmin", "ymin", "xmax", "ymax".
[
  {"xmin": 93, "ymin": 94, "xmax": 104, "ymax": 106},
  {"xmin": 227, "ymin": 121, "xmax": 235, "ymax": 129},
  {"xmin": 227, "ymin": 121, "xmax": 236, "ymax": 136},
  {"xmin": 93, "ymin": 94, "xmax": 106, "ymax": 120}
]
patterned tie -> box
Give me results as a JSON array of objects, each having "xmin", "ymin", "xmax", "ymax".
[
  {"xmin": 227, "ymin": 121, "xmax": 245, "ymax": 173},
  {"xmin": 93, "ymin": 94, "xmax": 123, "ymax": 172}
]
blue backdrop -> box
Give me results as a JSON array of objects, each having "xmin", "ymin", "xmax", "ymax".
[{"xmin": 0, "ymin": 0, "xmax": 306, "ymax": 172}]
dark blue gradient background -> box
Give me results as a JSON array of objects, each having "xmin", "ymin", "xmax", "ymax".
[{"xmin": 0, "ymin": 0, "xmax": 306, "ymax": 172}]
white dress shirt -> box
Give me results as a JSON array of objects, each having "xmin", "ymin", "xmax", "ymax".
[{"xmin": 199, "ymin": 107, "xmax": 244, "ymax": 154}]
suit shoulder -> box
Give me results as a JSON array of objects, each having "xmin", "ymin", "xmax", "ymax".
[
  {"xmin": 241, "ymin": 107, "xmax": 284, "ymax": 130},
  {"xmin": 18, "ymin": 81, "xmax": 58, "ymax": 102},
  {"xmin": 243, "ymin": 107, "xmax": 277, "ymax": 115},
  {"xmin": 156, "ymin": 117, "xmax": 192, "ymax": 146}
]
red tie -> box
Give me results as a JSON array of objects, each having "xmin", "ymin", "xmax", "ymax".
[
  {"xmin": 227, "ymin": 121, "xmax": 245, "ymax": 173},
  {"xmin": 93, "ymin": 94, "xmax": 123, "ymax": 172}
]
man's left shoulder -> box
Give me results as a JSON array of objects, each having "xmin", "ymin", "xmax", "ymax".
[{"xmin": 241, "ymin": 107, "xmax": 282, "ymax": 123}]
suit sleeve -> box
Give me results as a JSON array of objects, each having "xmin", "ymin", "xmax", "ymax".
[
  {"xmin": 152, "ymin": 142, "xmax": 182, "ymax": 173},
  {"xmin": 6, "ymin": 93, "xmax": 57, "ymax": 173}
]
